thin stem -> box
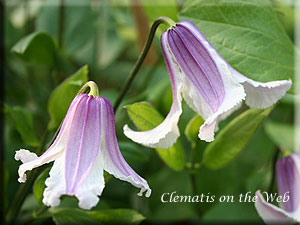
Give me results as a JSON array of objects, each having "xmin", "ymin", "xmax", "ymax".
[
  {"xmin": 268, "ymin": 148, "xmax": 280, "ymax": 193},
  {"xmin": 113, "ymin": 17, "xmax": 175, "ymax": 112},
  {"xmin": 188, "ymin": 144, "xmax": 203, "ymax": 218},
  {"xmin": 58, "ymin": 0, "xmax": 65, "ymax": 50},
  {"xmin": 77, "ymin": 81, "xmax": 99, "ymax": 97},
  {"xmin": 5, "ymin": 130, "xmax": 50, "ymax": 224}
]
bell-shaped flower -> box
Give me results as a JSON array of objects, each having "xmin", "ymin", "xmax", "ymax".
[
  {"xmin": 255, "ymin": 152, "xmax": 300, "ymax": 224},
  {"xmin": 15, "ymin": 92, "xmax": 151, "ymax": 210},
  {"xmin": 123, "ymin": 20, "xmax": 291, "ymax": 147}
]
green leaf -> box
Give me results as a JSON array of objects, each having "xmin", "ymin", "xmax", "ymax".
[
  {"xmin": 264, "ymin": 120, "xmax": 294, "ymax": 151},
  {"xmin": 33, "ymin": 167, "xmax": 50, "ymax": 205},
  {"xmin": 140, "ymin": 0, "xmax": 178, "ymax": 23},
  {"xmin": 11, "ymin": 32, "xmax": 55, "ymax": 66},
  {"xmin": 5, "ymin": 105, "xmax": 40, "ymax": 147},
  {"xmin": 271, "ymin": 0, "xmax": 294, "ymax": 40},
  {"xmin": 125, "ymin": 102, "xmax": 185, "ymax": 170},
  {"xmin": 179, "ymin": 0, "xmax": 295, "ymax": 92},
  {"xmin": 203, "ymin": 107, "xmax": 274, "ymax": 169},
  {"xmin": 36, "ymin": 0, "xmax": 95, "ymax": 55},
  {"xmin": 97, "ymin": 4, "xmax": 125, "ymax": 68},
  {"xmin": 47, "ymin": 66, "xmax": 88, "ymax": 130},
  {"xmin": 184, "ymin": 114, "xmax": 204, "ymax": 145},
  {"xmin": 49, "ymin": 208, "xmax": 145, "ymax": 225}
]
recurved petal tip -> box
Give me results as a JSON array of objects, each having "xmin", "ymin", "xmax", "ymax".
[{"xmin": 255, "ymin": 190, "xmax": 294, "ymax": 225}]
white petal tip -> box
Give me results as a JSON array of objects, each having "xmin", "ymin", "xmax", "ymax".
[
  {"xmin": 137, "ymin": 188, "xmax": 152, "ymax": 198},
  {"xmin": 198, "ymin": 134, "xmax": 214, "ymax": 142},
  {"xmin": 123, "ymin": 124, "xmax": 179, "ymax": 149},
  {"xmin": 18, "ymin": 177, "xmax": 26, "ymax": 183},
  {"xmin": 15, "ymin": 149, "xmax": 38, "ymax": 163}
]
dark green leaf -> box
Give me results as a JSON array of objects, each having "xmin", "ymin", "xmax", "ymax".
[
  {"xmin": 33, "ymin": 167, "xmax": 50, "ymax": 205},
  {"xmin": 119, "ymin": 141, "xmax": 149, "ymax": 164},
  {"xmin": 49, "ymin": 208, "xmax": 145, "ymax": 225},
  {"xmin": 5, "ymin": 105, "xmax": 40, "ymax": 147},
  {"xmin": 179, "ymin": 0, "xmax": 295, "ymax": 92},
  {"xmin": 47, "ymin": 65, "xmax": 88, "ymax": 130},
  {"xmin": 264, "ymin": 120, "xmax": 294, "ymax": 151},
  {"xmin": 125, "ymin": 102, "xmax": 185, "ymax": 170},
  {"xmin": 203, "ymin": 107, "xmax": 274, "ymax": 168},
  {"xmin": 11, "ymin": 32, "xmax": 55, "ymax": 66}
]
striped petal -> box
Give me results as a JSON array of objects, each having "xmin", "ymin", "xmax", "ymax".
[
  {"xmin": 255, "ymin": 191, "xmax": 295, "ymax": 224},
  {"xmin": 64, "ymin": 95, "xmax": 101, "ymax": 195},
  {"xmin": 123, "ymin": 31, "xmax": 183, "ymax": 149},
  {"xmin": 276, "ymin": 153, "xmax": 300, "ymax": 221},
  {"xmin": 43, "ymin": 150, "xmax": 105, "ymax": 210},
  {"xmin": 169, "ymin": 21, "xmax": 245, "ymax": 142},
  {"xmin": 100, "ymin": 97, "xmax": 151, "ymax": 197},
  {"xmin": 14, "ymin": 94, "xmax": 85, "ymax": 183}
]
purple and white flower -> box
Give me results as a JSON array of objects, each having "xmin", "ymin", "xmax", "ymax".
[
  {"xmin": 255, "ymin": 153, "xmax": 300, "ymax": 224},
  {"xmin": 15, "ymin": 93, "xmax": 151, "ymax": 210},
  {"xmin": 124, "ymin": 20, "xmax": 291, "ymax": 147}
]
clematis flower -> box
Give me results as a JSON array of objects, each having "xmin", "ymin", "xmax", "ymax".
[
  {"xmin": 124, "ymin": 20, "xmax": 291, "ymax": 148},
  {"xmin": 255, "ymin": 153, "xmax": 300, "ymax": 224},
  {"xmin": 15, "ymin": 91, "xmax": 151, "ymax": 210}
]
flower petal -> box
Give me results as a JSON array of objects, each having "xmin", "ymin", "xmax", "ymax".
[
  {"xmin": 255, "ymin": 190, "xmax": 295, "ymax": 225},
  {"xmin": 43, "ymin": 152, "xmax": 105, "ymax": 210},
  {"xmin": 123, "ymin": 31, "xmax": 182, "ymax": 149},
  {"xmin": 100, "ymin": 97, "xmax": 151, "ymax": 197},
  {"xmin": 230, "ymin": 69, "xmax": 291, "ymax": 109},
  {"xmin": 64, "ymin": 95, "xmax": 101, "ymax": 195},
  {"xmin": 173, "ymin": 21, "xmax": 245, "ymax": 142},
  {"xmin": 276, "ymin": 153, "xmax": 300, "ymax": 221},
  {"xmin": 14, "ymin": 94, "xmax": 86, "ymax": 183}
]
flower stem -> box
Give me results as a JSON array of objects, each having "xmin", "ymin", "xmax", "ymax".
[
  {"xmin": 113, "ymin": 16, "xmax": 175, "ymax": 112},
  {"xmin": 188, "ymin": 144, "xmax": 203, "ymax": 219},
  {"xmin": 6, "ymin": 130, "xmax": 49, "ymax": 224},
  {"xmin": 268, "ymin": 148, "xmax": 280, "ymax": 193},
  {"xmin": 77, "ymin": 81, "xmax": 99, "ymax": 97}
]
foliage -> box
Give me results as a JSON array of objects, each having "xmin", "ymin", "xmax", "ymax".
[{"xmin": 4, "ymin": 0, "xmax": 295, "ymax": 224}]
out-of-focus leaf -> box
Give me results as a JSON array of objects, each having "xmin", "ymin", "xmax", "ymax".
[
  {"xmin": 49, "ymin": 208, "xmax": 145, "ymax": 225},
  {"xmin": 203, "ymin": 107, "xmax": 274, "ymax": 168},
  {"xmin": 36, "ymin": 0, "xmax": 94, "ymax": 55},
  {"xmin": 11, "ymin": 32, "xmax": 55, "ymax": 66},
  {"xmin": 97, "ymin": 4, "xmax": 125, "ymax": 68},
  {"xmin": 179, "ymin": 0, "xmax": 295, "ymax": 92},
  {"xmin": 5, "ymin": 105, "xmax": 40, "ymax": 147},
  {"xmin": 140, "ymin": 0, "xmax": 178, "ymax": 23},
  {"xmin": 264, "ymin": 120, "xmax": 294, "ymax": 151},
  {"xmin": 47, "ymin": 65, "xmax": 88, "ymax": 130},
  {"xmin": 119, "ymin": 141, "xmax": 149, "ymax": 164},
  {"xmin": 33, "ymin": 167, "xmax": 50, "ymax": 205},
  {"xmin": 184, "ymin": 114, "xmax": 204, "ymax": 145},
  {"xmin": 271, "ymin": 0, "xmax": 294, "ymax": 40},
  {"xmin": 124, "ymin": 102, "xmax": 185, "ymax": 170}
]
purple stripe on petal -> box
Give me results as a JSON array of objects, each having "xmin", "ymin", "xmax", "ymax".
[
  {"xmin": 100, "ymin": 97, "xmax": 142, "ymax": 182},
  {"xmin": 65, "ymin": 95, "xmax": 101, "ymax": 194},
  {"xmin": 255, "ymin": 190, "xmax": 294, "ymax": 224},
  {"xmin": 276, "ymin": 154, "xmax": 300, "ymax": 212},
  {"xmin": 167, "ymin": 29, "xmax": 221, "ymax": 112},
  {"xmin": 175, "ymin": 24, "xmax": 225, "ymax": 104}
]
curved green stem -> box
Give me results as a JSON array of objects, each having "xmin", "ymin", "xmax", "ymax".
[
  {"xmin": 113, "ymin": 16, "xmax": 175, "ymax": 112},
  {"xmin": 77, "ymin": 81, "xmax": 99, "ymax": 97}
]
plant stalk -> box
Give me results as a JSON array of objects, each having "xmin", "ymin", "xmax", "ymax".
[{"xmin": 113, "ymin": 16, "xmax": 175, "ymax": 112}]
